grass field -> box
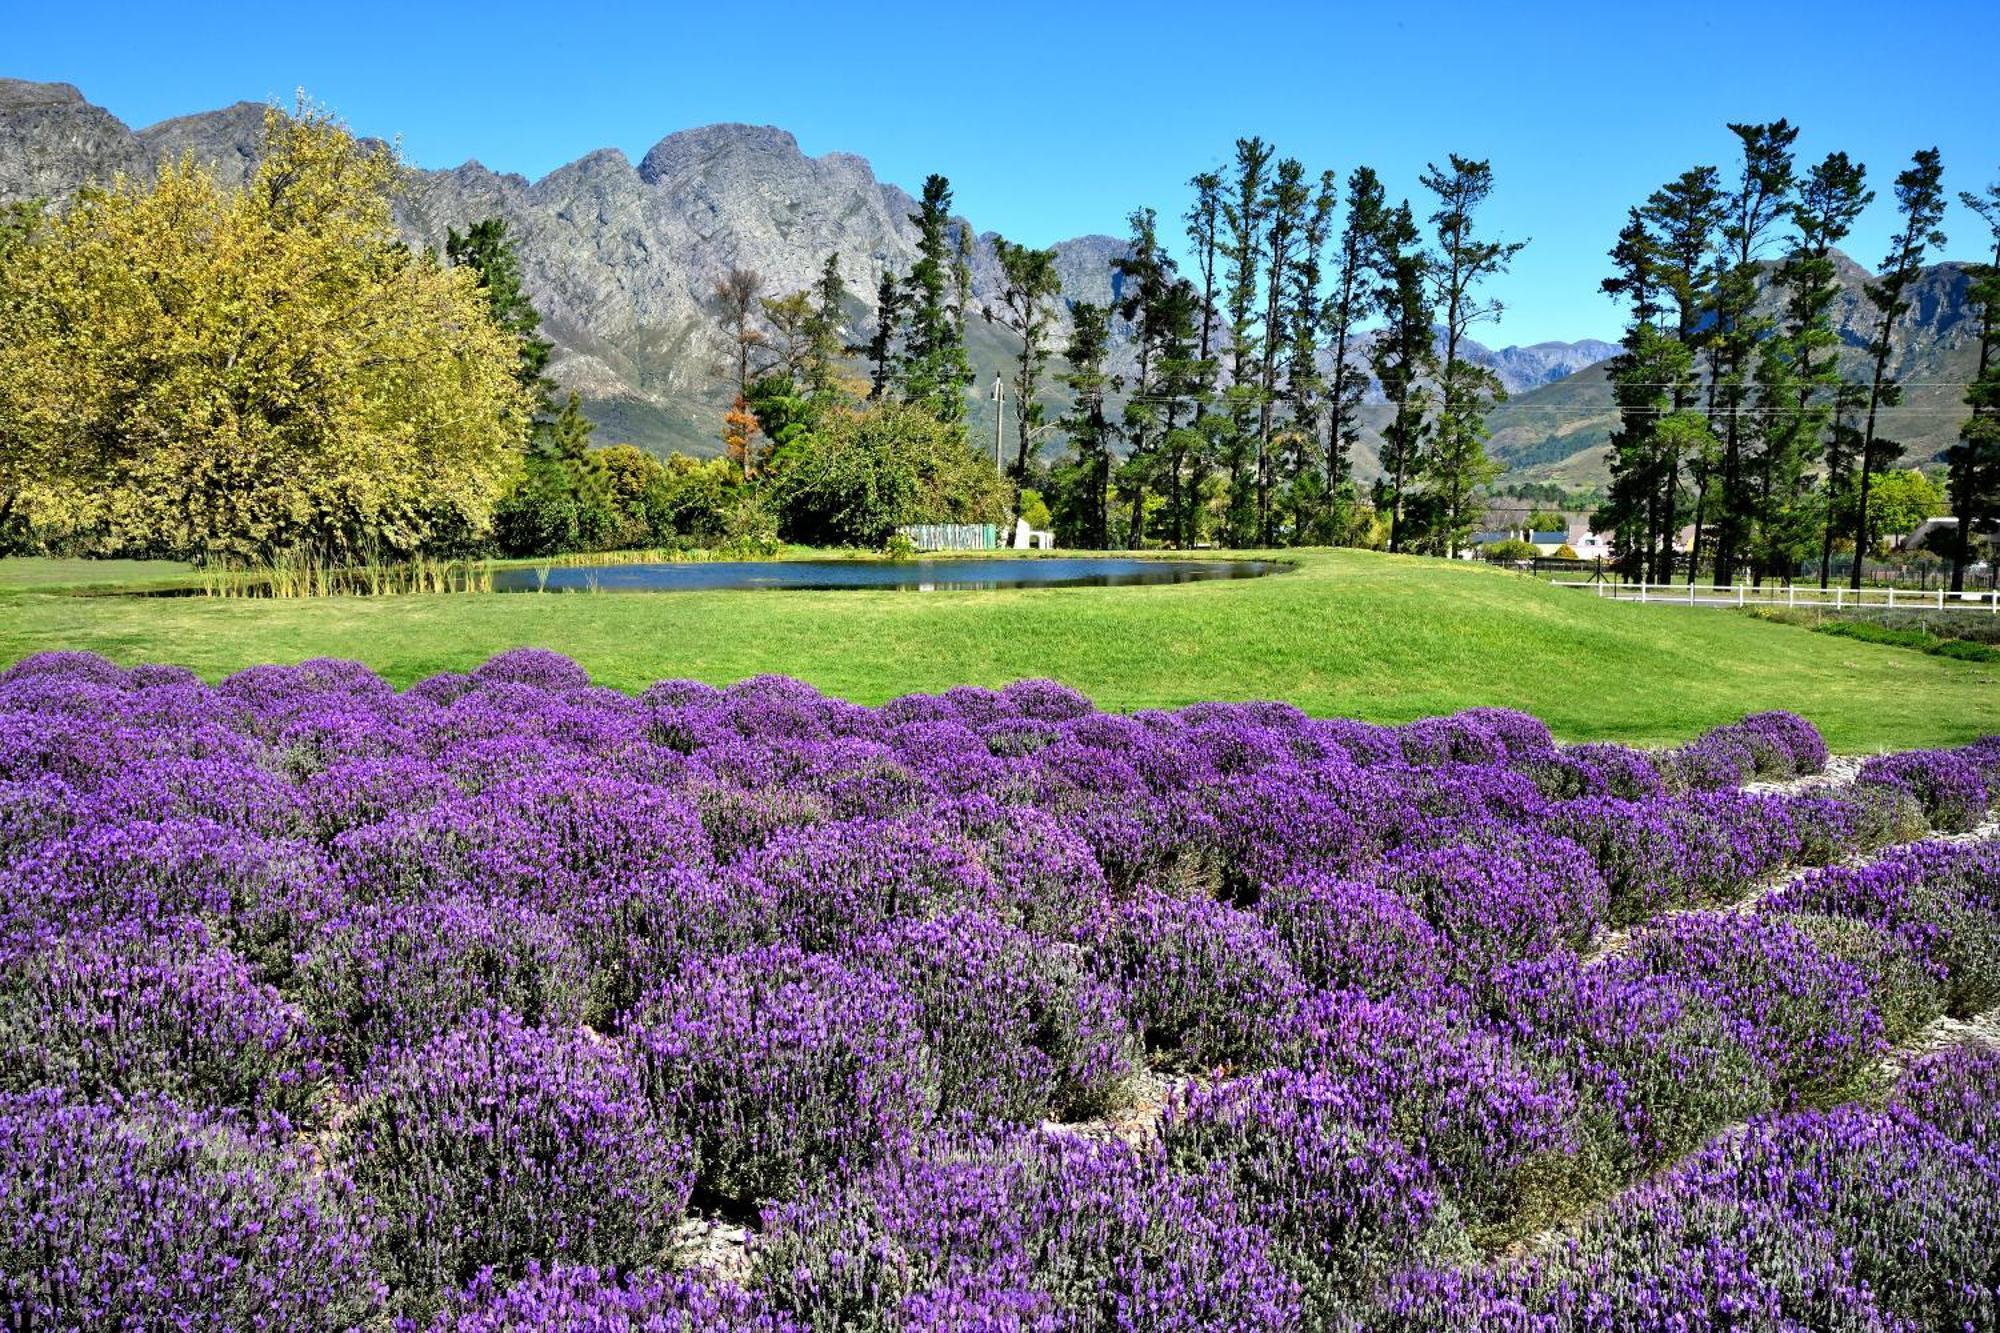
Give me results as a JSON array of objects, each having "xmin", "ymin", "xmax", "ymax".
[{"xmin": 3, "ymin": 549, "xmax": 1997, "ymax": 750}]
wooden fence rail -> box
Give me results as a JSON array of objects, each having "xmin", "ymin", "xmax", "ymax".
[{"xmin": 1550, "ymin": 580, "xmax": 2000, "ymax": 613}]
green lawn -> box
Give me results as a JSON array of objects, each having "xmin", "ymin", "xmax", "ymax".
[{"xmin": 3, "ymin": 549, "xmax": 1995, "ymax": 750}]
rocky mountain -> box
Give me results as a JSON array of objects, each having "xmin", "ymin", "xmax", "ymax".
[
  {"xmin": 0, "ymin": 78, "xmax": 1626, "ymax": 464},
  {"xmin": 1486, "ymin": 251, "xmax": 1982, "ymax": 487}
]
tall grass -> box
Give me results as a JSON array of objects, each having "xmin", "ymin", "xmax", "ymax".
[{"xmin": 196, "ymin": 553, "xmax": 494, "ymax": 599}]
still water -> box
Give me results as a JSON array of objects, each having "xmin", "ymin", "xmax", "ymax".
[{"xmin": 487, "ymin": 558, "xmax": 1289, "ymax": 593}]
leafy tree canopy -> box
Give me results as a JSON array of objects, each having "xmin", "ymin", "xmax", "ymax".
[{"xmin": 0, "ymin": 101, "xmax": 532, "ymax": 563}]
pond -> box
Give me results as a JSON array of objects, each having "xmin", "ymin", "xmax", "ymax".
[{"xmin": 486, "ymin": 557, "xmax": 1290, "ymax": 593}]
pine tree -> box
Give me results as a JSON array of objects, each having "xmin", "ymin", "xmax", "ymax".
[
  {"xmin": 863, "ymin": 268, "xmax": 904, "ymax": 401},
  {"xmin": 1852, "ymin": 148, "xmax": 1949, "ymax": 589},
  {"xmin": 446, "ymin": 217, "xmax": 553, "ymax": 404},
  {"xmin": 1181, "ymin": 171, "xmax": 1227, "ymax": 547},
  {"xmin": 1707, "ymin": 121, "xmax": 1799, "ymax": 587},
  {"xmin": 1418, "ymin": 155, "xmax": 1526, "ymax": 557},
  {"xmin": 804, "ymin": 253, "xmax": 848, "ymax": 398},
  {"xmin": 1051, "ymin": 302, "xmax": 1116, "ymax": 548},
  {"xmin": 1642, "ymin": 167, "xmax": 1726, "ymax": 582},
  {"xmin": 989, "ymin": 238, "xmax": 1063, "ymax": 483},
  {"xmin": 1254, "ymin": 158, "xmax": 1311, "ymax": 543},
  {"xmin": 899, "ymin": 175, "xmax": 974, "ymax": 422},
  {"xmin": 1219, "ymin": 138, "xmax": 1273, "ymax": 546},
  {"xmin": 1279, "ymin": 170, "xmax": 1337, "ymax": 542},
  {"xmin": 1948, "ymin": 179, "xmax": 2000, "ymax": 592},
  {"xmin": 1320, "ymin": 167, "xmax": 1384, "ymax": 544},
  {"xmin": 1598, "ymin": 211, "xmax": 1689, "ymax": 580},
  {"xmin": 1763, "ymin": 152, "xmax": 1871, "ymax": 586},
  {"xmin": 1367, "ymin": 200, "xmax": 1434, "ymax": 553}
]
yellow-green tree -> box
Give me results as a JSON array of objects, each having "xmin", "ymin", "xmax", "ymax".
[{"xmin": 0, "ymin": 102, "xmax": 532, "ymax": 562}]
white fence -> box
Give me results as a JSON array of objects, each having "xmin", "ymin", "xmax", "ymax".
[{"xmin": 1552, "ymin": 580, "xmax": 2000, "ymax": 613}]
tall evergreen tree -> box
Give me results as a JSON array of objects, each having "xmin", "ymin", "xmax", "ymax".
[
  {"xmin": 900, "ymin": 174, "xmax": 974, "ymax": 422},
  {"xmin": 1114, "ymin": 209, "xmax": 1183, "ymax": 546},
  {"xmin": 1318, "ymin": 167, "xmax": 1383, "ymax": 545},
  {"xmin": 1050, "ymin": 302, "xmax": 1116, "ymax": 549},
  {"xmin": 1851, "ymin": 148, "xmax": 1949, "ymax": 589},
  {"xmin": 446, "ymin": 218, "xmax": 553, "ymax": 404},
  {"xmin": 1418, "ymin": 155, "xmax": 1526, "ymax": 557},
  {"xmin": 1707, "ymin": 121, "xmax": 1798, "ymax": 587},
  {"xmin": 1763, "ymin": 152, "xmax": 1871, "ymax": 586},
  {"xmin": 1641, "ymin": 167, "xmax": 1726, "ymax": 582},
  {"xmin": 1181, "ymin": 171, "xmax": 1227, "ymax": 546},
  {"xmin": 1254, "ymin": 158, "xmax": 1311, "ymax": 543},
  {"xmin": 863, "ymin": 268, "xmax": 904, "ymax": 401},
  {"xmin": 1948, "ymin": 179, "xmax": 2000, "ymax": 592},
  {"xmin": 1279, "ymin": 170, "xmax": 1338, "ymax": 541},
  {"xmin": 1219, "ymin": 138, "xmax": 1273, "ymax": 545},
  {"xmin": 1367, "ymin": 200, "xmax": 1435, "ymax": 553},
  {"xmin": 803, "ymin": 253, "xmax": 848, "ymax": 398},
  {"xmin": 989, "ymin": 238, "xmax": 1064, "ymax": 482},
  {"xmin": 1598, "ymin": 212, "xmax": 1689, "ymax": 580}
]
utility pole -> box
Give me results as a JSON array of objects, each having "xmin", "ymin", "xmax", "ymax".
[{"xmin": 992, "ymin": 373, "xmax": 1005, "ymax": 474}]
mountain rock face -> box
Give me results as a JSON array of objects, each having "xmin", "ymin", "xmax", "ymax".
[
  {"xmin": 0, "ymin": 78, "xmax": 1617, "ymax": 464},
  {"xmin": 0, "ymin": 81, "xmax": 1139, "ymax": 454}
]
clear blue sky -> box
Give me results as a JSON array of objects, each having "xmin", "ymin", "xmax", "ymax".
[{"xmin": 12, "ymin": 0, "xmax": 1999, "ymax": 344}]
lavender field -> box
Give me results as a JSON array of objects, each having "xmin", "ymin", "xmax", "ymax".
[{"xmin": 2, "ymin": 647, "xmax": 1998, "ymax": 1330}]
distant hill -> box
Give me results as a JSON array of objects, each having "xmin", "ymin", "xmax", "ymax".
[
  {"xmin": 1486, "ymin": 251, "xmax": 1981, "ymax": 486},
  {"xmin": 0, "ymin": 78, "xmax": 1618, "ymax": 465}
]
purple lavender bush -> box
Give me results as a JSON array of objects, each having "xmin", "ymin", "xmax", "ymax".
[
  {"xmin": 1163, "ymin": 1068, "xmax": 1463, "ymax": 1321},
  {"xmin": 628, "ymin": 945, "xmax": 937, "ymax": 1206},
  {"xmin": 344, "ymin": 1007, "xmax": 691, "ymax": 1320},
  {"xmin": 847, "ymin": 911, "xmax": 1135, "ymax": 1125},
  {"xmin": 1275, "ymin": 990, "xmax": 1583, "ymax": 1237},
  {"xmin": 1491, "ymin": 953, "xmax": 1773, "ymax": 1183},
  {"xmin": 3, "ymin": 649, "xmax": 1992, "ymax": 1326},
  {"xmin": 1096, "ymin": 888, "xmax": 1304, "ymax": 1070},
  {"xmin": 1765, "ymin": 840, "xmax": 2000, "ymax": 1015},
  {"xmin": 1618, "ymin": 911, "xmax": 1885, "ymax": 1103},
  {"xmin": 754, "ymin": 1131, "xmax": 1305, "ymax": 1332},
  {"xmin": 0, "ymin": 1089, "xmax": 383, "ymax": 1330},
  {"xmin": 1858, "ymin": 748, "xmax": 1991, "ymax": 833},
  {"xmin": 0, "ymin": 918, "xmax": 326, "ymax": 1115},
  {"xmin": 296, "ymin": 894, "xmax": 589, "ymax": 1071},
  {"xmin": 1891, "ymin": 1041, "xmax": 2000, "ymax": 1160},
  {"xmin": 423, "ymin": 1264, "xmax": 800, "ymax": 1333}
]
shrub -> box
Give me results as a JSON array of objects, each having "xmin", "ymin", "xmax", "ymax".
[
  {"xmin": 1620, "ymin": 912, "xmax": 1884, "ymax": 1103},
  {"xmin": 1492, "ymin": 955, "xmax": 1771, "ymax": 1184},
  {"xmin": 1890, "ymin": 1041, "xmax": 2000, "ymax": 1158},
  {"xmin": 0, "ymin": 919, "xmax": 325, "ymax": 1115},
  {"xmin": 344, "ymin": 1008, "xmax": 691, "ymax": 1320},
  {"xmin": 1259, "ymin": 876, "xmax": 1450, "ymax": 1000},
  {"xmin": 0, "ymin": 1089, "xmax": 382, "ymax": 1330},
  {"xmin": 1857, "ymin": 748, "xmax": 1990, "ymax": 832},
  {"xmin": 628, "ymin": 946, "xmax": 936, "ymax": 1206},
  {"xmin": 1379, "ymin": 1107, "xmax": 1999, "ymax": 1332},
  {"xmin": 847, "ymin": 912, "xmax": 1135, "ymax": 1125},
  {"xmin": 1276, "ymin": 991, "xmax": 1581, "ymax": 1236},
  {"xmin": 754, "ymin": 1131, "xmax": 1305, "ymax": 1332},
  {"xmin": 427, "ymin": 1265, "xmax": 800, "ymax": 1332},
  {"xmin": 1765, "ymin": 841, "xmax": 2000, "ymax": 1015},
  {"xmin": 296, "ymin": 894, "xmax": 589, "ymax": 1072},
  {"xmin": 739, "ymin": 817, "xmax": 994, "ymax": 952},
  {"xmin": 1374, "ymin": 831, "xmax": 1606, "ymax": 978},
  {"xmin": 1097, "ymin": 889, "xmax": 1303, "ymax": 1070},
  {"xmin": 1783, "ymin": 911, "xmax": 1945, "ymax": 1045},
  {"xmin": 1163, "ymin": 1068, "xmax": 1460, "ymax": 1319}
]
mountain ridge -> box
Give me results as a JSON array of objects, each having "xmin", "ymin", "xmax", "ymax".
[{"xmin": 0, "ymin": 78, "xmax": 1634, "ymax": 462}]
